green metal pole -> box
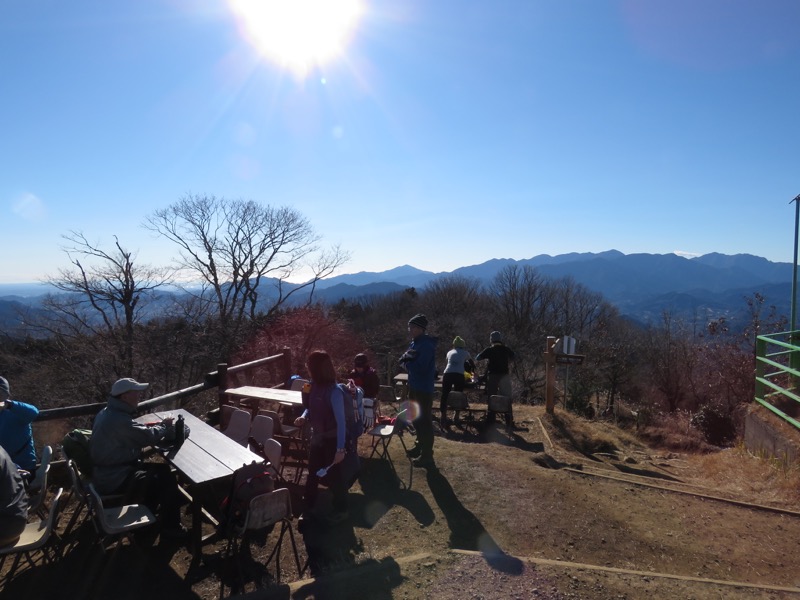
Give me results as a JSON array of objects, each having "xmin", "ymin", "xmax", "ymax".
[{"xmin": 792, "ymin": 195, "xmax": 800, "ymax": 388}]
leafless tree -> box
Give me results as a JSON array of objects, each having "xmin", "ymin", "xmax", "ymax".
[
  {"xmin": 145, "ymin": 195, "xmax": 349, "ymax": 358},
  {"xmin": 14, "ymin": 232, "xmax": 174, "ymax": 400}
]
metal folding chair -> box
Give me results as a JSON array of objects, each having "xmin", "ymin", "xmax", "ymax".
[
  {"xmin": 0, "ymin": 487, "xmax": 65, "ymax": 585},
  {"xmin": 219, "ymin": 487, "xmax": 303, "ymax": 597},
  {"xmin": 367, "ymin": 417, "xmax": 412, "ymax": 488},
  {"xmin": 26, "ymin": 445, "xmax": 53, "ymax": 518}
]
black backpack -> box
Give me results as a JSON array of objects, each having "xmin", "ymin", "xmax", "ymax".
[{"xmin": 219, "ymin": 461, "xmax": 275, "ymax": 530}]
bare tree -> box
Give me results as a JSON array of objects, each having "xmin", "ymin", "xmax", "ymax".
[
  {"xmin": 35, "ymin": 231, "xmax": 172, "ymax": 384},
  {"xmin": 145, "ymin": 195, "xmax": 349, "ymax": 358}
]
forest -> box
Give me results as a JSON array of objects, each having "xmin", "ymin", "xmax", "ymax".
[{"xmin": 0, "ymin": 196, "xmax": 788, "ymax": 448}]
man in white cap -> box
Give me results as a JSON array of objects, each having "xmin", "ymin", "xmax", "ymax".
[
  {"xmin": 90, "ymin": 377, "xmax": 186, "ymax": 537},
  {"xmin": 0, "ymin": 375, "xmax": 40, "ymax": 475}
]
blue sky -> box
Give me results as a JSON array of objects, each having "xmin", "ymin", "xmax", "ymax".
[{"xmin": 2, "ymin": 0, "xmax": 800, "ymax": 284}]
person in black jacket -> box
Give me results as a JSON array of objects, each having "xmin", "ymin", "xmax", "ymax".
[{"xmin": 475, "ymin": 331, "xmax": 515, "ymax": 425}]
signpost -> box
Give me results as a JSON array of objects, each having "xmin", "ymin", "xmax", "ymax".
[{"xmin": 544, "ymin": 335, "xmax": 585, "ymax": 414}]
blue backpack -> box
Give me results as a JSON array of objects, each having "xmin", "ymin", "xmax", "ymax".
[{"xmin": 336, "ymin": 383, "xmax": 364, "ymax": 443}]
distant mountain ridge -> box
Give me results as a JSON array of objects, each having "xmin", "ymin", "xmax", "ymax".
[{"xmin": 0, "ymin": 251, "xmax": 794, "ymax": 331}]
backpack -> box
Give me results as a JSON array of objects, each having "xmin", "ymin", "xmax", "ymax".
[
  {"xmin": 62, "ymin": 428, "xmax": 93, "ymax": 476},
  {"xmin": 337, "ymin": 383, "xmax": 364, "ymax": 443},
  {"xmin": 220, "ymin": 461, "xmax": 275, "ymax": 530}
]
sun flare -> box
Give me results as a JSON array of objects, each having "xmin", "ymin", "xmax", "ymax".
[{"xmin": 229, "ymin": 0, "xmax": 364, "ymax": 78}]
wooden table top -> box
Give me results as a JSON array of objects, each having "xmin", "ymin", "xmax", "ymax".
[
  {"xmin": 225, "ymin": 386, "xmax": 304, "ymax": 406},
  {"xmin": 138, "ymin": 408, "xmax": 263, "ymax": 485}
]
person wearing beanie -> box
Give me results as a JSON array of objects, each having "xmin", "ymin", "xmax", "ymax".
[
  {"xmin": 399, "ymin": 313, "xmax": 437, "ymax": 467},
  {"xmin": 0, "ymin": 376, "xmax": 40, "ymax": 475},
  {"xmin": 439, "ymin": 336, "xmax": 472, "ymax": 427},
  {"xmin": 475, "ymin": 331, "xmax": 516, "ymax": 426}
]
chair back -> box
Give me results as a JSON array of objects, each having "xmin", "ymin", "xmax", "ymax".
[
  {"xmin": 259, "ymin": 409, "xmax": 288, "ymax": 436},
  {"xmin": 224, "ymin": 408, "xmax": 252, "ymax": 446},
  {"xmin": 27, "ymin": 445, "xmax": 52, "ymax": 493},
  {"xmin": 488, "ymin": 395, "xmax": 512, "ymax": 413},
  {"xmin": 377, "ymin": 385, "xmax": 398, "ymax": 405},
  {"xmin": 243, "ymin": 488, "xmax": 292, "ymax": 531},
  {"xmin": 250, "ymin": 414, "xmax": 274, "ymax": 444},
  {"xmin": 447, "ymin": 391, "xmax": 469, "ymax": 410},
  {"xmin": 26, "ymin": 445, "xmax": 53, "ymax": 516},
  {"xmin": 263, "ymin": 438, "xmax": 282, "ymax": 469},
  {"xmin": 289, "ymin": 378, "xmax": 309, "ymax": 391}
]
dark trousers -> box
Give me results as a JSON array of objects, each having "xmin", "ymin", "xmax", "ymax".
[
  {"xmin": 304, "ymin": 436, "xmax": 347, "ymax": 515},
  {"xmin": 118, "ymin": 462, "xmax": 182, "ymax": 528},
  {"xmin": 410, "ymin": 390, "xmax": 434, "ymax": 458},
  {"xmin": 440, "ymin": 372, "xmax": 465, "ymax": 416}
]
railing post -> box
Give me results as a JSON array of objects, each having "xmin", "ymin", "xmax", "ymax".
[
  {"xmin": 754, "ymin": 337, "xmax": 766, "ymax": 402},
  {"xmin": 218, "ymin": 363, "xmax": 228, "ymax": 412},
  {"xmin": 281, "ymin": 347, "xmax": 292, "ymax": 387}
]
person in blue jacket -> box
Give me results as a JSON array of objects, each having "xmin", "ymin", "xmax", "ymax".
[
  {"xmin": 0, "ymin": 376, "xmax": 39, "ymax": 475},
  {"xmin": 400, "ymin": 313, "xmax": 438, "ymax": 468}
]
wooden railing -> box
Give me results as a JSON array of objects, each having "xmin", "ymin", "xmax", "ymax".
[
  {"xmin": 755, "ymin": 331, "xmax": 800, "ymax": 430},
  {"xmin": 32, "ymin": 349, "xmax": 293, "ymax": 452}
]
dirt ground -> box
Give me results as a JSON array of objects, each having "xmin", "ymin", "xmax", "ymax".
[{"xmin": 5, "ymin": 404, "xmax": 800, "ymax": 600}]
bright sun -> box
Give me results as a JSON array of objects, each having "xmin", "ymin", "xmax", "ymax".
[{"xmin": 228, "ymin": 0, "xmax": 364, "ymax": 78}]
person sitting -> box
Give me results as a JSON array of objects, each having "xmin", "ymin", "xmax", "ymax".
[
  {"xmin": 347, "ymin": 353, "xmax": 380, "ymax": 402},
  {"xmin": 0, "ymin": 445, "xmax": 28, "ymax": 547},
  {"xmin": 90, "ymin": 377, "xmax": 186, "ymax": 536},
  {"xmin": 0, "ymin": 376, "xmax": 39, "ymax": 476}
]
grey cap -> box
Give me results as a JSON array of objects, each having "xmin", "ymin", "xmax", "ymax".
[{"xmin": 111, "ymin": 377, "xmax": 149, "ymax": 397}]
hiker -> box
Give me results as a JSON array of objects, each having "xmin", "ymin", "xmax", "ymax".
[
  {"xmin": 347, "ymin": 353, "xmax": 380, "ymax": 401},
  {"xmin": 294, "ymin": 351, "xmax": 348, "ymax": 525},
  {"xmin": 475, "ymin": 331, "xmax": 516, "ymax": 425},
  {"xmin": 0, "ymin": 445, "xmax": 28, "ymax": 546},
  {"xmin": 440, "ymin": 336, "xmax": 471, "ymax": 426},
  {"xmin": 400, "ymin": 313, "xmax": 438, "ymax": 468},
  {"xmin": 0, "ymin": 376, "xmax": 39, "ymax": 475},
  {"xmin": 90, "ymin": 377, "xmax": 186, "ymax": 537}
]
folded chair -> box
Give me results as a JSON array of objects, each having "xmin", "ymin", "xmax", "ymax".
[
  {"xmin": 367, "ymin": 414, "xmax": 412, "ymax": 489},
  {"xmin": 488, "ymin": 395, "xmax": 514, "ymax": 426},
  {"xmin": 0, "ymin": 487, "xmax": 65, "ymax": 585},
  {"xmin": 219, "ymin": 487, "xmax": 303, "ymax": 597}
]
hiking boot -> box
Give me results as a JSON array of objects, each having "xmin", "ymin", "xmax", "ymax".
[
  {"xmin": 406, "ymin": 446, "xmax": 421, "ymax": 459},
  {"xmin": 412, "ymin": 456, "xmax": 435, "ymax": 469}
]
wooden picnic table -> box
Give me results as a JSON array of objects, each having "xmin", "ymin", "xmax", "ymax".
[
  {"xmin": 225, "ymin": 385, "xmax": 303, "ymax": 407},
  {"xmin": 136, "ymin": 408, "xmax": 264, "ymax": 559}
]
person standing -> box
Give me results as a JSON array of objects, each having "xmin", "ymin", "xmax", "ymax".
[
  {"xmin": 0, "ymin": 445, "xmax": 28, "ymax": 547},
  {"xmin": 440, "ymin": 337, "xmax": 471, "ymax": 426},
  {"xmin": 294, "ymin": 350, "xmax": 348, "ymax": 525},
  {"xmin": 475, "ymin": 331, "xmax": 516, "ymax": 425},
  {"xmin": 400, "ymin": 313, "xmax": 437, "ymax": 468},
  {"xmin": 0, "ymin": 376, "xmax": 39, "ymax": 475},
  {"xmin": 90, "ymin": 377, "xmax": 186, "ymax": 536}
]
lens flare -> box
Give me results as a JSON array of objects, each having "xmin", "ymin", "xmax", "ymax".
[
  {"xmin": 228, "ymin": 0, "xmax": 364, "ymax": 78},
  {"xmin": 397, "ymin": 400, "xmax": 420, "ymax": 424}
]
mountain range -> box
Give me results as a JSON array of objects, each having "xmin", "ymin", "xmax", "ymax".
[{"xmin": 0, "ymin": 250, "xmax": 795, "ymax": 333}]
